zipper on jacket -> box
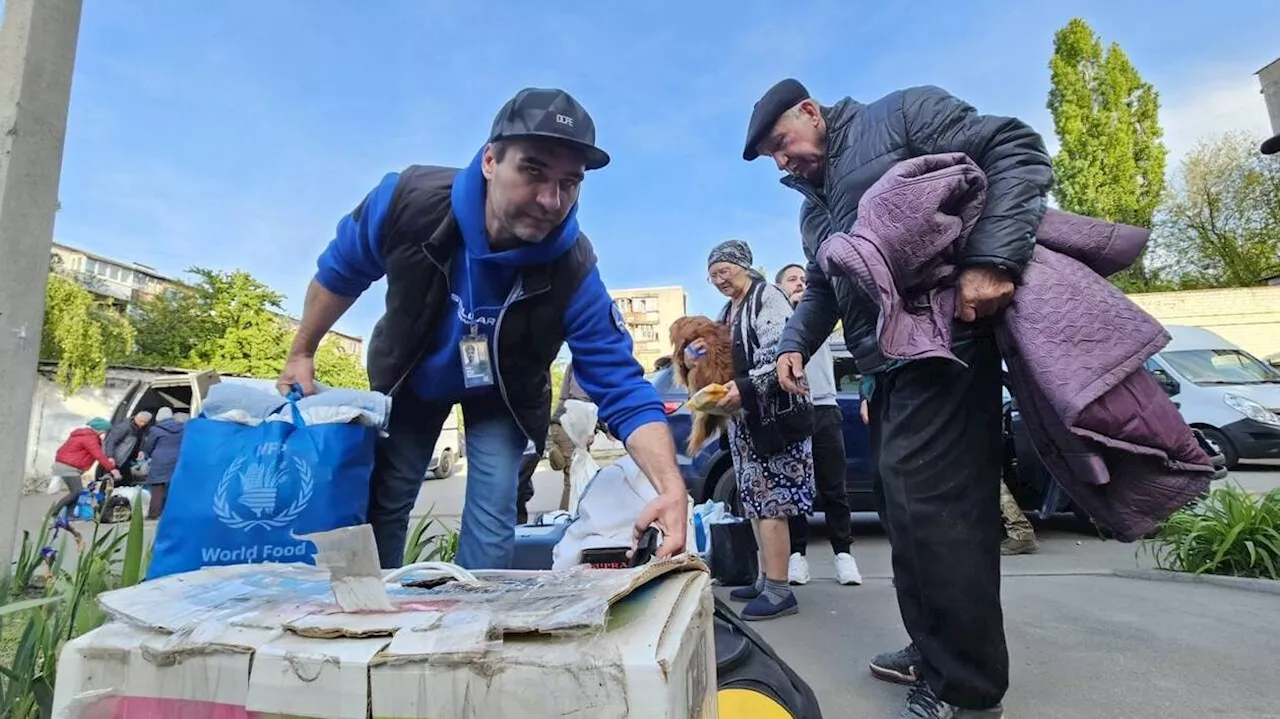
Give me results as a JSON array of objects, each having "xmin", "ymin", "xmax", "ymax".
[{"xmin": 493, "ymin": 275, "xmax": 552, "ymax": 444}]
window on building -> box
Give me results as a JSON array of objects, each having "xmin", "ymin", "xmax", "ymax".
[
  {"xmin": 107, "ymin": 265, "xmax": 121, "ymax": 281},
  {"xmin": 634, "ymin": 324, "xmax": 658, "ymax": 341}
]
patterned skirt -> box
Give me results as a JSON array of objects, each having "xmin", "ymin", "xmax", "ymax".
[{"xmin": 726, "ymin": 418, "xmax": 815, "ymax": 519}]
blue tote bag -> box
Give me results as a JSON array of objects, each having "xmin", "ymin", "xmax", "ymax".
[{"xmin": 147, "ymin": 403, "xmax": 378, "ymax": 580}]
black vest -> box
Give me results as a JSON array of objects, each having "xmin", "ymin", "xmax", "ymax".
[{"xmin": 366, "ymin": 165, "xmax": 597, "ymax": 450}]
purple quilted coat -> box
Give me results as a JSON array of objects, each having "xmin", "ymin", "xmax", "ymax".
[{"xmin": 816, "ymin": 153, "xmax": 1213, "ymax": 542}]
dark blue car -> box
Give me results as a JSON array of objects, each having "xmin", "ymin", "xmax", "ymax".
[{"xmin": 650, "ymin": 341, "xmax": 1074, "ymax": 518}]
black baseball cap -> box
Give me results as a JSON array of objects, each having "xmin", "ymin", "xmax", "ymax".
[
  {"xmin": 1262, "ymin": 133, "xmax": 1280, "ymax": 155},
  {"xmin": 489, "ymin": 87, "xmax": 610, "ymax": 170},
  {"xmin": 743, "ymin": 78, "xmax": 811, "ymax": 161}
]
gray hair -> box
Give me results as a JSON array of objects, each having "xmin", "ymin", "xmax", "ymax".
[
  {"xmin": 155, "ymin": 407, "xmax": 173, "ymax": 422},
  {"xmin": 134, "ymin": 410, "xmax": 154, "ymax": 423}
]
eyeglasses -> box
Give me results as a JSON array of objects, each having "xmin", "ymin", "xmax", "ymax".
[{"xmin": 707, "ymin": 267, "xmax": 739, "ymax": 283}]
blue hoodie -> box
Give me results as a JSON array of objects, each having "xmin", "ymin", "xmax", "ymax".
[{"xmin": 314, "ymin": 150, "xmax": 666, "ymax": 442}]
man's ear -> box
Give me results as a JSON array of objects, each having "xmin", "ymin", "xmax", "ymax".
[
  {"xmin": 800, "ymin": 99, "xmax": 822, "ymax": 126},
  {"xmin": 481, "ymin": 143, "xmax": 498, "ymax": 180}
]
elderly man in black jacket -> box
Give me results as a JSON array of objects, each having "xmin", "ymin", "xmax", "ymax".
[{"xmin": 744, "ymin": 79, "xmax": 1053, "ymax": 719}]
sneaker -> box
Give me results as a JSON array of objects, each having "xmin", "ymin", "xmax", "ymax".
[
  {"xmin": 870, "ymin": 643, "xmax": 922, "ymax": 685},
  {"xmin": 1001, "ymin": 537, "xmax": 1039, "ymax": 555},
  {"xmin": 741, "ymin": 591, "xmax": 798, "ymax": 621},
  {"xmin": 898, "ymin": 682, "xmax": 1004, "ymax": 719},
  {"xmin": 788, "ymin": 553, "xmax": 811, "ymax": 585},
  {"xmin": 834, "ymin": 552, "xmax": 863, "ymax": 585},
  {"xmin": 728, "ymin": 584, "xmax": 761, "ymax": 602}
]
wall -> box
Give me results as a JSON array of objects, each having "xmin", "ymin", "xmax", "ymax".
[
  {"xmin": 23, "ymin": 363, "xmax": 182, "ymax": 493},
  {"xmin": 1128, "ymin": 286, "xmax": 1280, "ymax": 359},
  {"xmin": 610, "ymin": 286, "xmax": 688, "ymax": 371}
]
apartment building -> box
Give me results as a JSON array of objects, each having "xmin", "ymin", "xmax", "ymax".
[
  {"xmin": 609, "ymin": 285, "xmax": 687, "ymax": 371},
  {"xmin": 50, "ymin": 242, "xmax": 364, "ymax": 358}
]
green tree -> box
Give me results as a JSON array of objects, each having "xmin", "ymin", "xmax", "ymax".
[
  {"xmin": 1155, "ymin": 132, "xmax": 1280, "ymax": 288},
  {"xmin": 1047, "ymin": 18, "xmax": 1169, "ymax": 292},
  {"xmin": 130, "ymin": 286, "xmax": 214, "ymax": 367},
  {"xmin": 313, "ymin": 335, "xmax": 370, "ymax": 389},
  {"xmin": 184, "ymin": 268, "xmax": 289, "ymax": 378},
  {"xmin": 40, "ymin": 275, "xmax": 125, "ymax": 393},
  {"xmin": 549, "ymin": 361, "xmax": 568, "ymax": 411}
]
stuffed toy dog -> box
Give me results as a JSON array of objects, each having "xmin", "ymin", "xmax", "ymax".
[{"xmin": 668, "ymin": 316, "xmax": 735, "ymax": 454}]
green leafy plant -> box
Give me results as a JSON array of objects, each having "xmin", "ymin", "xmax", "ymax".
[
  {"xmin": 1, "ymin": 509, "xmax": 151, "ymax": 718},
  {"xmin": 1144, "ymin": 484, "xmax": 1280, "ymax": 579},
  {"xmin": 403, "ymin": 508, "xmax": 461, "ymax": 566}
]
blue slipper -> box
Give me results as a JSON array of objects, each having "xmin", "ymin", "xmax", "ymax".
[
  {"xmin": 741, "ymin": 591, "xmax": 798, "ymax": 621},
  {"xmin": 729, "ymin": 585, "xmax": 761, "ymax": 602}
]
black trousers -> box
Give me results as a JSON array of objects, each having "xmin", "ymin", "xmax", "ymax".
[
  {"xmin": 789, "ymin": 405, "xmax": 852, "ymax": 555},
  {"xmin": 869, "ymin": 336, "xmax": 1007, "ymax": 710},
  {"xmin": 515, "ymin": 452, "xmax": 540, "ymax": 525}
]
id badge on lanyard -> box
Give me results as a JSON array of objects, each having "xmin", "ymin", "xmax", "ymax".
[{"xmin": 459, "ymin": 325, "xmax": 494, "ymax": 388}]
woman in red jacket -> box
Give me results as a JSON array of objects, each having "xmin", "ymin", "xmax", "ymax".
[{"xmin": 50, "ymin": 418, "xmax": 121, "ymax": 523}]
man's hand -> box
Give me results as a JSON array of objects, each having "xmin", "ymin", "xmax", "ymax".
[
  {"xmin": 777, "ymin": 352, "xmax": 807, "ymax": 394},
  {"xmin": 717, "ymin": 379, "xmax": 742, "ymax": 413},
  {"xmin": 860, "ymin": 398, "xmax": 869, "ymax": 425},
  {"xmin": 955, "ymin": 266, "xmax": 1015, "ymax": 322},
  {"xmin": 278, "ymin": 353, "xmax": 318, "ymax": 396},
  {"xmin": 634, "ymin": 490, "xmax": 688, "ymax": 560},
  {"xmin": 109, "ymin": 469, "xmax": 122, "ymax": 480}
]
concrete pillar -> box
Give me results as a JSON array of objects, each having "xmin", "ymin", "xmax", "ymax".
[
  {"xmin": 0, "ymin": 0, "xmax": 83, "ymax": 572},
  {"xmin": 1258, "ymin": 58, "xmax": 1280, "ymax": 136}
]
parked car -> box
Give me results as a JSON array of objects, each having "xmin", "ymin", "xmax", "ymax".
[
  {"xmin": 1143, "ymin": 326, "xmax": 1280, "ymax": 469},
  {"xmin": 650, "ymin": 341, "xmax": 1058, "ymax": 517}
]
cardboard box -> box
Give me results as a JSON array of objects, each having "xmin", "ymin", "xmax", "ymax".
[{"xmin": 53, "ymin": 559, "xmax": 716, "ymax": 719}]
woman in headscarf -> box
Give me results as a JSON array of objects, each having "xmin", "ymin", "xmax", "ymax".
[
  {"xmin": 687, "ymin": 239, "xmax": 815, "ymax": 620},
  {"xmin": 140, "ymin": 407, "xmax": 186, "ymax": 519},
  {"xmin": 50, "ymin": 417, "xmax": 121, "ymax": 529}
]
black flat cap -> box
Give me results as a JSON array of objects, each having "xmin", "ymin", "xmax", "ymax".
[
  {"xmin": 489, "ymin": 87, "xmax": 610, "ymax": 170},
  {"xmin": 743, "ymin": 78, "xmax": 810, "ymax": 161},
  {"xmin": 1262, "ymin": 133, "xmax": 1280, "ymax": 155}
]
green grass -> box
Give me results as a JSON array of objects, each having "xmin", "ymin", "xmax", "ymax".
[{"xmin": 1143, "ymin": 483, "xmax": 1280, "ymax": 580}]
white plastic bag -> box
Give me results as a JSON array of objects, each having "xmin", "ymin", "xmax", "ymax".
[
  {"xmin": 552, "ymin": 454, "xmax": 658, "ymax": 569},
  {"xmin": 560, "ymin": 399, "xmax": 601, "ymax": 514}
]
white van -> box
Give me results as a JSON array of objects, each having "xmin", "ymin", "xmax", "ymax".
[{"xmin": 1143, "ymin": 326, "xmax": 1280, "ymax": 469}]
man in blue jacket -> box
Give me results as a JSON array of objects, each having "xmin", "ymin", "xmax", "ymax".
[
  {"xmin": 279, "ymin": 87, "xmax": 688, "ymax": 571},
  {"xmin": 744, "ymin": 79, "xmax": 1053, "ymax": 719}
]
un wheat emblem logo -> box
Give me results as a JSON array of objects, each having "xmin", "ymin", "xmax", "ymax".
[{"xmin": 213, "ymin": 453, "xmax": 314, "ymax": 531}]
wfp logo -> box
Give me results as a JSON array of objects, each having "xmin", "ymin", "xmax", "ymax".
[{"xmin": 213, "ymin": 451, "xmax": 314, "ymax": 531}]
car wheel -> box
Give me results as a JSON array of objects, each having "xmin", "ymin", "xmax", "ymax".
[
  {"xmin": 1197, "ymin": 427, "xmax": 1238, "ymax": 471},
  {"xmin": 434, "ymin": 449, "xmax": 456, "ymax": 479},
  {"xmin": 710, "ymin": 465, "xmax": 741, "ymax": 516}
]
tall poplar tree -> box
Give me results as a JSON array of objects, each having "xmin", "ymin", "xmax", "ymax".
[{"xmin": 1047, "ymin": 18, "xmax": 1168, "ymax": 292}]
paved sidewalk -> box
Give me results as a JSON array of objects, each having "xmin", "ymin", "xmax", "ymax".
[{"xmin": 743, "ymin": 528, "xmax": 1280, "ymax": 718}]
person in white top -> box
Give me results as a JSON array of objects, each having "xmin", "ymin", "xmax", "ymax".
[{"xmin": 776, "ymin": 264, "xmax": 862, "ymax": 586}]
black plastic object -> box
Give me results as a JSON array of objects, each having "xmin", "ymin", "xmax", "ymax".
[
  {"xmin": 714, "ymin": 595, "xmax": 823, "ymax": 718},
  {"xmin": 581, "ymin": 546, "xmax": 631, "ymax": 569},
  {"xmin": 708, "ymin": 520, "xmax": 759, "ymax": 586},
  {"xmin": 630, "ymin": 526, "xmax": 661, "ymax": 567}
]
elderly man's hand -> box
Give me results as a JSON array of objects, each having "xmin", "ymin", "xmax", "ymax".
[
  {"xmin": 777, "ymin": 352, "xmax": 807, "ymax": 394},
  {"xmin": 955, "ymin": 266, "xmax": 1015, "ymax": 322}
]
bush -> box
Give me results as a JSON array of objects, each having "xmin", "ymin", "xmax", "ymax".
[
  {"xmin": 403, "ymin": 508, "xmax": 460, "ymax": 566},
  {"xmin": 2, "ymin": 500, "xmax": 148, "ymax": 718},
  {"xmin": 1144, "ymin": 484, "xmax": 1280, "ymax": 579}
]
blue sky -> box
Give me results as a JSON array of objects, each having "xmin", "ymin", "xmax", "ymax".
[{"xmin": 41, "ymin": 0, "xmax": 1277, "ymax": 345}]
